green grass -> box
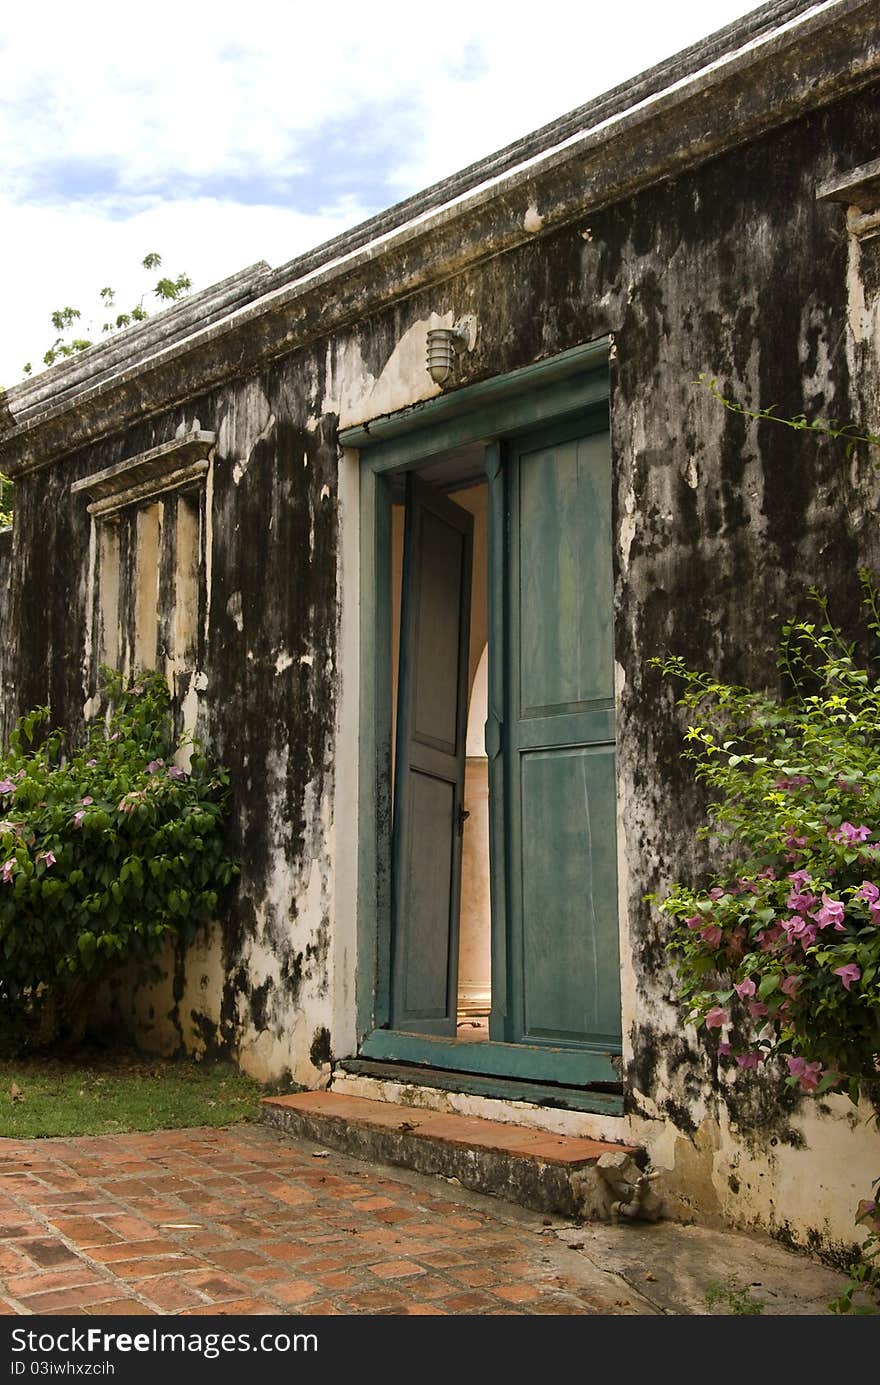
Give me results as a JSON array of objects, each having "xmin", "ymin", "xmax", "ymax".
[{"xmin": 0, "ymin": 1049, "xmax": 264, "ymax": 1138}]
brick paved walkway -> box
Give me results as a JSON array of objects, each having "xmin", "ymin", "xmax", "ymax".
[{"xmin": 0, "ymin": 1124, "xmax": 653, "ymax": 1316}]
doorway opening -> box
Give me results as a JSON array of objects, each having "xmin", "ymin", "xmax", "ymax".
[
  {"xmin": 388, "ymin": 454, "xmax": 491, "ymax": 1044},
  {"xmin": 348, "ymin": 341, "xmax": 624, "ymax": 1092}
]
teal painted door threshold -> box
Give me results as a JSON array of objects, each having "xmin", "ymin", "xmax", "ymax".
[
  {"xmin": 339, "ymin": 1057, "xmax": 624, "ymax": 1117},
  {"xmin": 359, "ymin": 1028, "xmax": 621, "ymax": 1086}
]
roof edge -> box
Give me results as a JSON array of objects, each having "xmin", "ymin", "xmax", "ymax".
[{"xmin": 2, "ymin": 0, "xmax": 876, "ymax": 476}]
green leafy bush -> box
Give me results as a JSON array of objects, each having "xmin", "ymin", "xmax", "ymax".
[
  {"xmin": 0, "ymin": 669, "xmax": 237, "ymax": 1051},
  {"xmin": 651, "ymin": 574, "xmax": 880, "ymax": 1311}
]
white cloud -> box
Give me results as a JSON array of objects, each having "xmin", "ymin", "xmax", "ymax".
[{"xmin": 1, "ymin": 0, "xmax": 765, "ymax": 387}]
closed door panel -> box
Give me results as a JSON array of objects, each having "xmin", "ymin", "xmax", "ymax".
[{"xmin": 503, "ymin": 420, "xmax": 621, "ymax": 1052}]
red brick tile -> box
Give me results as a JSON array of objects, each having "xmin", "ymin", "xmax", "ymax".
[
  {"xmin": 95, "ymin": 1215, "xmax": 156, "ymax": 1239},
  {"xmin": 368, "ymin": 1260, "xmax": 425, "ymax": 1280},
  {"xmin": 444, "ymin": 1290, "xmax": 498, "ymax": 1312},
  {"xmin": 0, "ymin": 1246, "xmax": 26, "ymax": 1275},
  {"xmin": 20, "ymin": 1284, "xmax": 122, "ymax": 1313},
  {"xmin": 205, "ymin": 1248, "xmax": 267, "ymax": 1272},
  {"xmin": 242, "ymin": 1264, "xmax": 291, "ymax": 1285},
  {"xmin": 134, "ymin": 1276, "xmax": 206, "ymax": 1312},
  {"xmin": 342, "ymin": 1288, "xmax": 409, "ymax": 1312},
  {"xmin": 83, "ymin": 1299, "xmax": 156, "ymax": 1316},
  {"xmin": 112, "ymin": 1254, "xmax": 205, "ymax": 1279},
  {"xmin": 185, "ymin": 1299, "xmax": 279, "ymax": 1315},
  {"xmin": 19, "ymin": 1239, "xmax": 79, "ymax": 1268},
  {"xmin": 90, "ymin": 1239, "xmax": 178, "ymax": 1263},
  {"xmin": 494, "ymin": 1283, "xmax": 543, "ymax": 1304},
  {"xmin": 7, "ymin": 1267, "xmax": 103, "ymax": 1297},
  {"xmin": 317, "ymin": 1271, "xmax": 359, "ymax": 1290},
  {"xmin": 269, "ymin": 1186, "xmax": 316, "ymax": 1207},
  {"xmin": 45, "ymin": 1217, "xmax": 121, "ymax": 1247},
  {"xmin": 261, "ymin": 1241, "xmax": 315, "ymax": 1263},
  {"xmin": 269, "ymin": 1279, "xmax": 321, "ymax": 1306},
  {"xmin": 187, "ymin": 1272, "xmax": 253, "ymax": 1302},
  {"xmin": 452, "ymin": 1264, "xmax": 507, "ymax": 1287}
]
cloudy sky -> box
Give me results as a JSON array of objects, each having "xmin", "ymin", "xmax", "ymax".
[{"xmin": 1, "ymin": 0, "xmax": 768, "ymax": 388}]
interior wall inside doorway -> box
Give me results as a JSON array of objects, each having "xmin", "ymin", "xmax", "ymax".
[{"xmin": 390, "ymin": 481, "xmax": 491, "ymax": 1032}]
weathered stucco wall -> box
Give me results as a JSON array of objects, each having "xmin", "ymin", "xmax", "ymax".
[{"xmin": 1, "ymin": 63, "xmax": 879, "ymax": 1255}]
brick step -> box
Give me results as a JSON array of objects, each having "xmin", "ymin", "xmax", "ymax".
[{"xmin": 260, "ymin": 1091, "xmax": 643, "ymax": 1219}]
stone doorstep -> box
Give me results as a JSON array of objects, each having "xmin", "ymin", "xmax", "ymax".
[{"xmin": 260, "ymin": 1091, "xmax": 640, "ymax": 1220}]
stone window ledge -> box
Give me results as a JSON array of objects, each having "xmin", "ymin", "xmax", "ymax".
[
  {"xmin": 817, "ymin": 156, "xmax": 880, "ymax": 240},
  {"xmin": 71, "ymin": 430, "xmax": 215, "ymax": 519}
]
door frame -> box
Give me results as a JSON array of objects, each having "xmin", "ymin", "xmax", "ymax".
[{"xmin": 340, "ymin": 338, "xmax": 620, "ymax": 1089}]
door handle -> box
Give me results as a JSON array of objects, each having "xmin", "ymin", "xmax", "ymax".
[{"xmin": 457, "ymin": 806, "xmax": 471, "ymax": 836}]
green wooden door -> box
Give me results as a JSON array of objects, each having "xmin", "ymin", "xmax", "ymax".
[
  {"xmin": 497, "ymin": 417, "xmax": 621, "ymax": 1051},
  {"xmin": 390, "ymin": 474, "xmax": 474, "ymax": 1035}
]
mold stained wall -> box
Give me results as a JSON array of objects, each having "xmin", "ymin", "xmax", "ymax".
[
  {"xmin": 3, "ymin": 80, "xmax": 879, "ymax": 1247},
  {"xmin": 325, "ymin": 83, "xmax": 880, "ymax": 1251}
]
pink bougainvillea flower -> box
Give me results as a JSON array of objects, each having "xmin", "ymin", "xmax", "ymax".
[
  {"xmin": 146, "ymin": 759, "xmax": 165, "ymax": 775},
  {"xmin": 787, "ymin": 1055, "xmax": 823, "ymax": 1091},
  {"xmin": 786, "ymin": 889, "xmax": 816, "ymax": 914},
  {"xmin": 780, "ymin": 973, "xmax": 802, "ymax": 997},
  {"xmin": 80, "ymin": 796, "xmax": 93, "ymax": 806},
  {"xmin": 857, "ymin": 881, "xmax": 880, "ymax": 904},
  {"xmin": 833, "ymin": 963, "xmax": 861, "ymax": 990},
  {"xmin": 167, "ymin": 766, "xmax": 186, "ymax": 781},
  {"xmin": 774, "ymin": 775, "xmax": 810, "ymax": 791},
  {"xmin": 86, "ymin": 758, "xmax": 97, "ymax": 768},
  {"xmin": 735, "ymin": 1051, "xmax": 762, "ymax": 1070},
  {"xmin": 72, "ymin": 810, "xmax": 85, "ymax": 828},
  {"xmin": 1, "ymin": 858, "xmax": 15, "ymax": 883},
  {"xmin": 788, "ymin": 869, "xmax": 813, "ymax": 886},
  {"xmin": 700, "ymin": 924, "xmax": 724, "ymax": 948},
  {"xmin": 784, "ymin": 828, "xmax": 808, "ymax": 850},
  {"xmin": 708, "ymin": 887, "xmax": 725, "ymax": 901},
  {"xmin": 685, "ymin": 915, "xmax": 703, "ymax": 931},
  {"xmin": 0, "ymin": 780, "xmax": 15, "ymax": 796},
  {"xmin": 812, "ymin": 894, "xmax": 845, "ymax": 931},
  {"xmin": 705, "ymin": 1006, "xmax": 727, "ymax": 1030},
  {"xmin": 831, "ymin": 822, "xmax": 872, "ymax": 844},
  {"xmin": 756, "ymin": 866, "xmax": 777, "ymax": 880},
  {"xmin": 734, "ymin": 977, "xmax": 756, "ymax": 999},
  {"xmin": 716, "ymin": 1042, "xmax": 732, "ymax": 1057},
  {"xmin": 39, "ymin": 851, "xmax": 56, "ymax": 869},
  {"xmin": 747, "ymin": 1000, "xmax": 770, "ymax": 1019},
  {"xmin": 783, "ymin": 916, "xmax": 818, "ymax": 949}
]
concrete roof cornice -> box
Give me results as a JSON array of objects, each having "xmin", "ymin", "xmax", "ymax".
[{"xmin": 1, "ymin": 0, "xmax": 877, "ymax": 477}]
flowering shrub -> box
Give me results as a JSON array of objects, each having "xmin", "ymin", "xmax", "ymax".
[
  {"xmin": 650, "ymin": 574, "xmax": 880, "ymax": 1309},
  {"xmin": 652, "ymin": 575, "xmax": 880, "ymax": 1095},
  {"xmin": 0, "ymin": 669, "xmax": 237, "ymax": 1051}
]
